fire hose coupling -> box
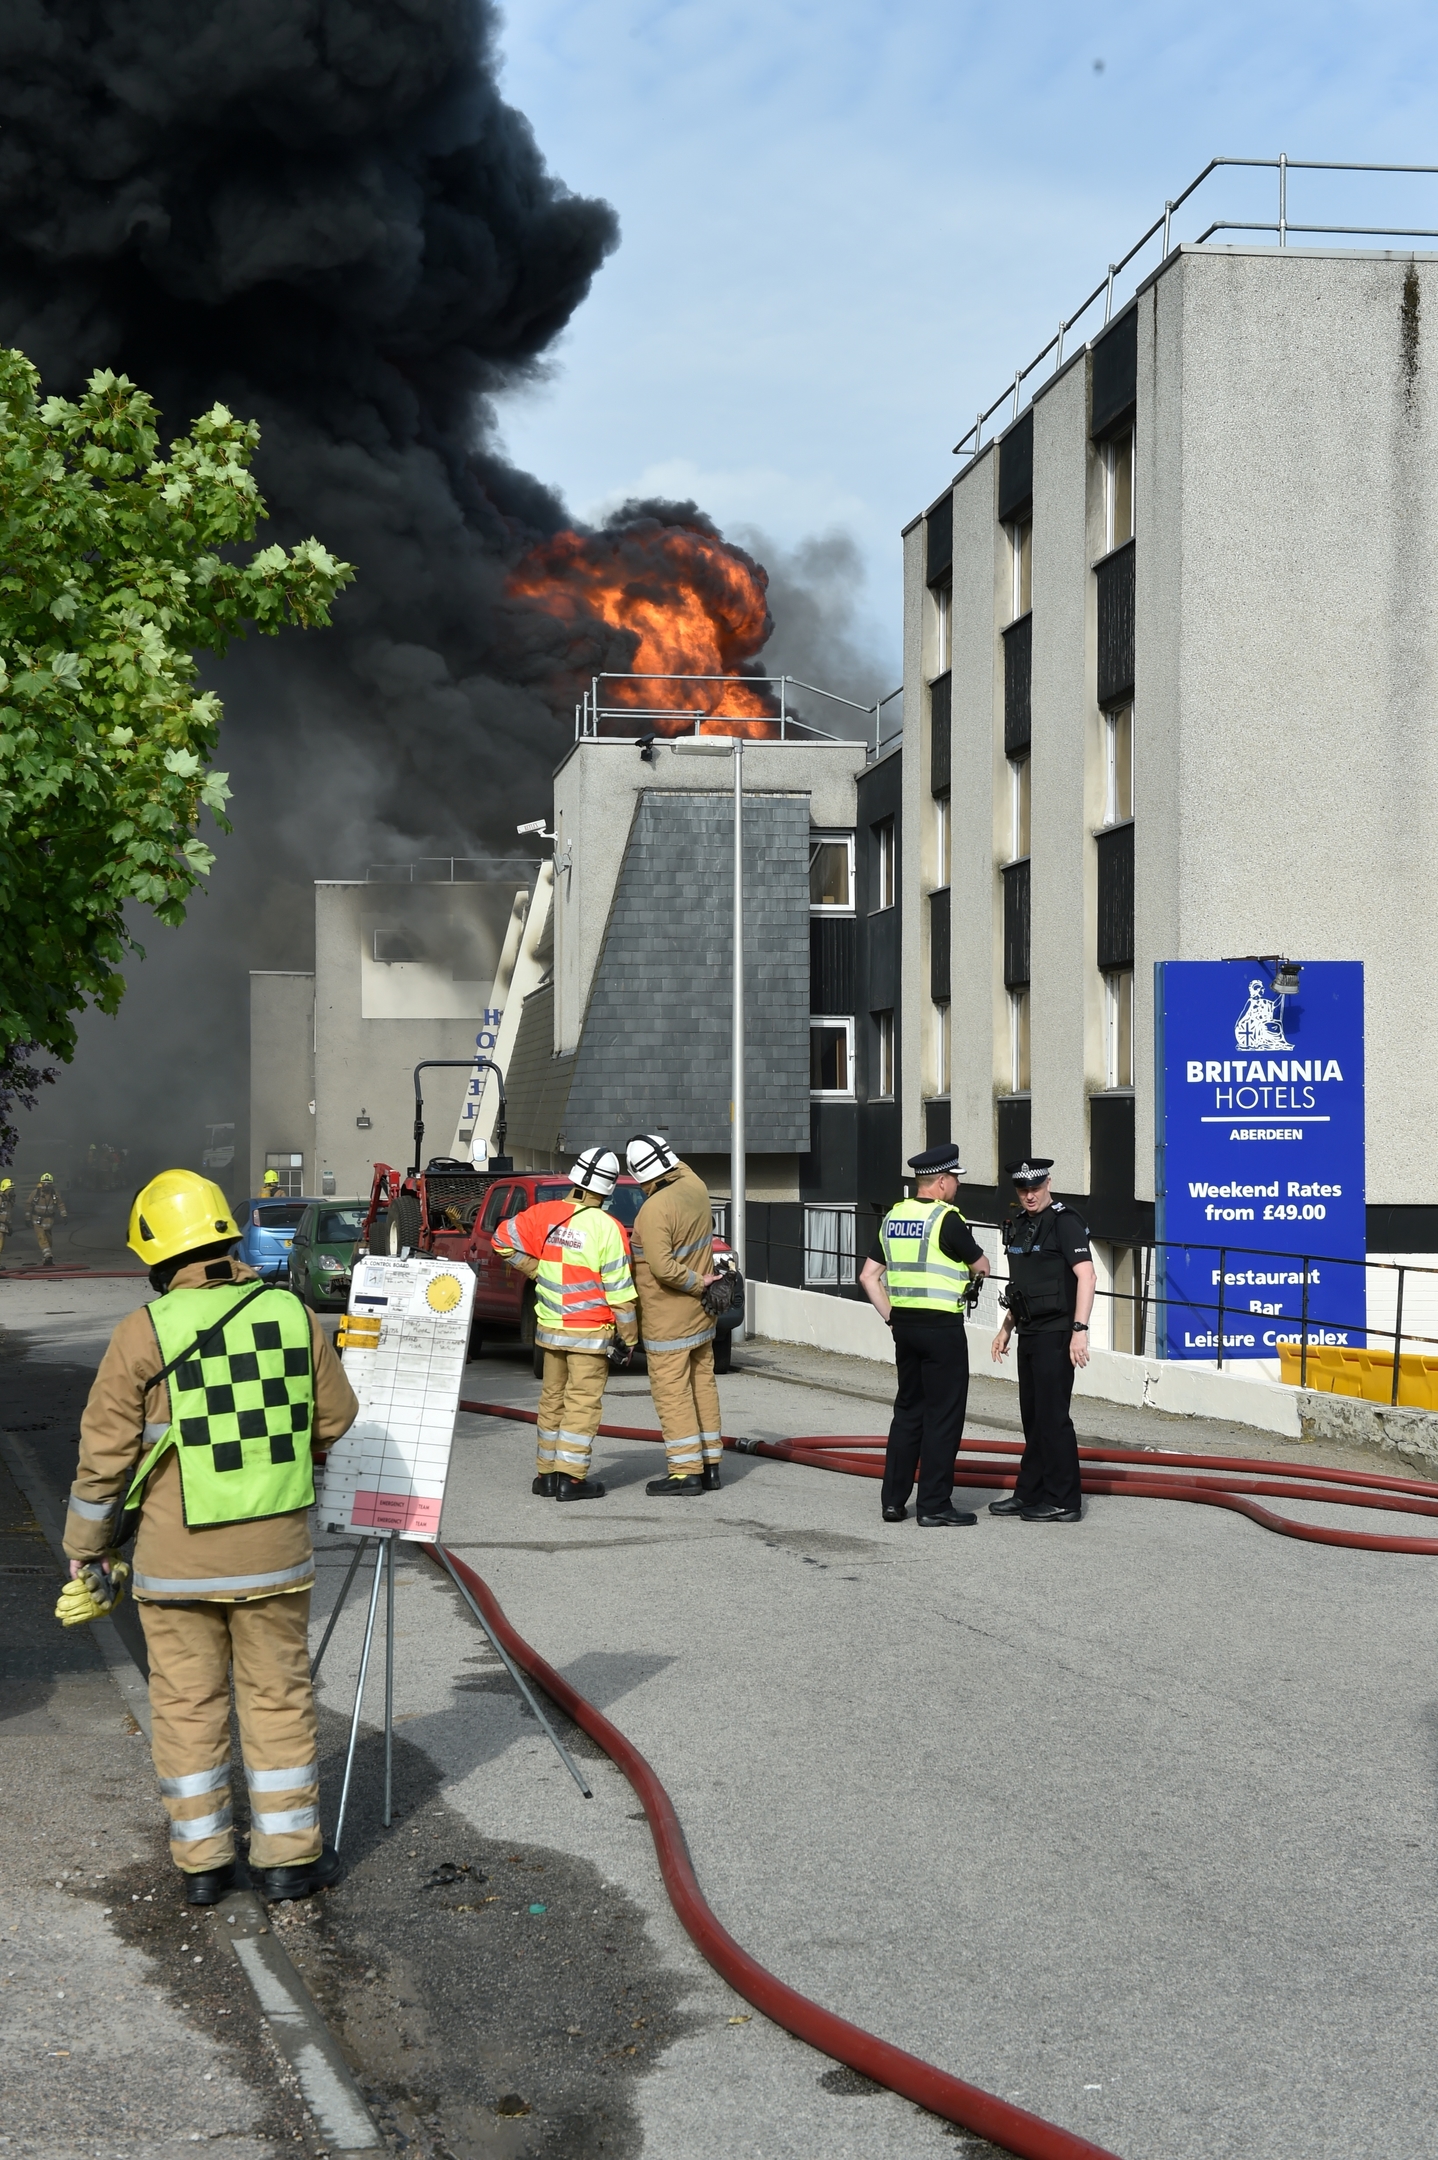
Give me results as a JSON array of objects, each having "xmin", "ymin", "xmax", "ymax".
[{"xmin": 731, "ymin": 1436, "xmax": 768, "ymax": 1454}]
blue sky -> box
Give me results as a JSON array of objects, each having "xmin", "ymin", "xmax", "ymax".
[{"xmin": 494, "ymin": 1, "xmax": 1438, "ymax": 682}]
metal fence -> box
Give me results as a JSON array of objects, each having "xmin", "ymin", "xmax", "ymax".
[
  {"xmin": 574, "ymin": 671, "xmax": 904, "ymax": 757},
  {"xmin": 955, "ymin": 154, "xmax": 1438, "ymax": 460},
  {"xmin": 739, "ymin": 1221, "xmax": 1438, "ymax": 1409}
]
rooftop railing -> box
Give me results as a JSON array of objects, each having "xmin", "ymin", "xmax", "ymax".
[
  {"xmin": 954, "ymin": 154, "xmax": 1438, "ymax": 460},
  {"xmin": 575, "ymin": 672, "xmax": 904, "ymax": 757}
]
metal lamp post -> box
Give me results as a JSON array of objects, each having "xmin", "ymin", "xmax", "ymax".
[{"xmin": 674, "ymin": 735, "xmax": 745, "ymax": 1332}]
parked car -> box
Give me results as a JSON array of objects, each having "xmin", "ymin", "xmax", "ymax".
[
  {"xmin": 466, "ymin": 1171, "xmax": 743, "ymax": 1374},
  {"xmin": 235, "ymin": 1196, "xmax": 315, "ymax": 1283},
  {"xmin": 289, "ymin": 1200, "xmax": 366, "ymax": 1311}
]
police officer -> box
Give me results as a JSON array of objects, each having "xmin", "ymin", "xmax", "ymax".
[
  {"xmin": 859, "ymin": 1143, "xmax": 990, "ymax": 1527},
  {"xmin": 60, "ymin": 1169, "xmax": 359, "ymax": 1904},
  {"xmin": 989, "ymin": 1158, "xmax": 1095, "ymax": 1523}
]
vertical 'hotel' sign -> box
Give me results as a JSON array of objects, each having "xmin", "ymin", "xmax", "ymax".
[{"xmin": 1155, "ymin": 961, "xmax": 1365, "ymax": 1361}]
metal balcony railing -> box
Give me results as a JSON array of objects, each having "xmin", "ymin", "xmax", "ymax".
[
  {"xmin": 574, "ymin": 672, "xmax": 903, "ymax": 757},
  {"xmin": 953, "ymin": 154, "xmax": 1438, "ymax": 459}
]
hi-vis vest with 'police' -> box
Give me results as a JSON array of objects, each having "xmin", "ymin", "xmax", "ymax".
[
  {"xmin": 125, "ymin": 1284, "xmax": 316, "ymax": 1527},
  {"xmin": 878, "ymin": 1198, "xmax": 973, "ymax": 1313}
]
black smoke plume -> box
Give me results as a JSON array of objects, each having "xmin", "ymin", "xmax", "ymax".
[{"xmin": 0, "ymin": 0, "xmax": 624, "ymax": 1168}]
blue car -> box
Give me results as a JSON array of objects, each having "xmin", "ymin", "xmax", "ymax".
[{"xmin": 235, "ymin": 1197, "xmax": 315, "ymax": 1283}]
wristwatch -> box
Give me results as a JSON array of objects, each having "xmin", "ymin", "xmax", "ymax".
[{"xmin": 1071, "ymin": 1322, "xmax": 1089, "ymax": 1332}]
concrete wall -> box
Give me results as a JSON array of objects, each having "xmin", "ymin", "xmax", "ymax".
[
  {"xmin": 948, "ymin": 452, "xmax": 1001, "ymax": 1180},
  {"xmin": 899, "ymin": 514, "xmax": 929, "ymax": 1164},
  {"xmin": 1140, "ymin": 245, "xmax": 1438, "ymax": 1208},
  {"xmin": 913, "ymin": 242, "xmax": 1438, "ymax": 1223},
  {"xmin": 1029, "ymin": 352, "xmax": 1101, "ymax": 1190},
  {"xmin": 311, "ymin": 886, "xmax": 495, "ymax": 1200},
  {"xmin": 552, "ymin": 736, "xmax": 867, "ymax": 1058},
  {"xmin": 248, "ymin": 973, "xmax": 314, "ymax": 1198}
]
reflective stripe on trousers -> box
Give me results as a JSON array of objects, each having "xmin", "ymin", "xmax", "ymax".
[
  {"xmin": 537, "ymin": 1348, "xmax": 610, "ymax": 1481},
  {"xmin": 647, "ymin": 1342, "xmax": 722, "ymax": 1476},
  {"xmin": 137, "ymin": 1590, "xmax": 322, "ymax": 1873}
]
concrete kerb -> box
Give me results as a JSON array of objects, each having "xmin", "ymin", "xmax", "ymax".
[
  {"xmin": 746, "ymin": 1278, "xmax": 1438, "ymax": 1471},
  {"xmin": 0, "ymin": 1420, "xmax": 382, "ymax": 2157}
]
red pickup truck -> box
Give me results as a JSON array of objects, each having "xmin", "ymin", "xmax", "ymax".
[{"xmin": 361, "ymin": 1162, "xmax": 741, "ymax": 1372}]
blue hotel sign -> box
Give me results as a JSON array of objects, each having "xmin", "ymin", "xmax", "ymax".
[{"xmin": 1155, "ymin": 961, "xmax": 1365, "ymax": 1361}]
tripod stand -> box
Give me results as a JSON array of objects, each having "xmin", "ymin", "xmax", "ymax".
[{"xmin": 311, "ymin": 1532, "xmax": 592, "ymax": 1851}]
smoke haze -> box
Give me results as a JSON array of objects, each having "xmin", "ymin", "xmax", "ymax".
[{"xmin": 0, "ymin": 3, "xmax": 891, "ymax": 1180}]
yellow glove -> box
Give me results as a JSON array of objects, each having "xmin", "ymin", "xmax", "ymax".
[{"xmin": 55, "ymin": 1558, "xmax": 130, "ymax": 1627}]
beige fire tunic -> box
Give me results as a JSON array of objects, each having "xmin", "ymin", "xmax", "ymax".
[{"xmin": 62, "ymin": 1256, "xmax": 357, "ymax": 1602}]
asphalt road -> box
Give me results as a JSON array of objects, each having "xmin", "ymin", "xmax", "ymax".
[{"xmin": 6, "ymin": 1271, "xmax": 1438, "ymax": 2159}]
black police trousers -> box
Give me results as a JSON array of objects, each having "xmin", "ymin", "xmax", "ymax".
[
  {"xmin": 882, "ymin": 1319, "xmax": 969, "ymax": 1518},
  {"xmin": 1014, "ymin": 1329, "xmax": 1082, "ymax": 1512}
]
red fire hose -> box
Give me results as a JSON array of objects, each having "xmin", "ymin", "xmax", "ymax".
[
  {"xmin": 430, "ymin": 1539, "xmax": 1121, "ymax": 2160},
  {"xmin": 443, "ymin": 1397, "xmax": 1438, "ymax": 2157}
]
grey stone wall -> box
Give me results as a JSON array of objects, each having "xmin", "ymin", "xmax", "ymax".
[{"xmin": 562, "ymin": 790, "xmax": 810, "ymax": 1153}]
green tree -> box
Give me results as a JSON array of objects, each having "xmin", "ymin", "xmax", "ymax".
[{"xmin": 0, "ymin": 351, "xmax": 353, "ymax": 1155}]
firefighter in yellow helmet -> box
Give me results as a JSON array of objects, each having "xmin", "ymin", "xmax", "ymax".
[
  {"xmin": 59, "ymin": 1170, "xmax": 358, "ymax": 1907},
  {"xmin": 262, "ymin": 1168, "xmax": 281, "ymax": 1195},
  {"xmin": 26, "ymin": 1170, "xmax": 67, "ymax": 1266},
  {"xmin": 0, "ymin": 1176, "xmax": 13, "ymax": 1258}
]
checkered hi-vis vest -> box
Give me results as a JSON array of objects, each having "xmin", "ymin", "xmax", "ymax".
[{"xmin": 126, "ymin": 1285, "xmax": 316, "ymax": 1527}]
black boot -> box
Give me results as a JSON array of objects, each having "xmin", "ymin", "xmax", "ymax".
[
  {"xmin": 184, "ymin": 1862, "xmax": 236, "ymax": 1908},
  {"xmin": 700, "ymin": 1463, "xmax": 722, "ymax": 1491},
  {"xmin": 646, "ymin": 1474, "xmax": 704, "ymax": 1497},
  {"xmin": 253, "ymin": 1845, "xmax": 344, "ymax": 1903},
  {"xmin": 531, "ymin": 1473, "xmax": 558, "ymax": 1497},
  {"xmin": 555, "ymin": 1476, "xmax": 606, "ymax": 1501}
]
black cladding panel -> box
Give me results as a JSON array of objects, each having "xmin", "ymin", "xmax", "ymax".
[
  {"xmin": 1092, "ymin": 305, "xmax": 1138, "ymax": 438},
  {"xmin": 929, "ymin": 672, "xmax": 951, "ymax": 795},
  {"xmin": 997, "ymin": 411, "xmax": 1033, "ymax": 522},
  {"xmin": 926, "ymin": 491, "xmax": 953, "ymax": 584},
  {"xmin": 996, "ymin": 1095, "xmax": 1032, "ymax": 1173}
]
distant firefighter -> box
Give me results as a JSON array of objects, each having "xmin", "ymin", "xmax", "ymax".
[
  {"xmin": 26, "ymin": 1172, "xmax": 67, "ymax": 1267},
  {"xmin": 0, "ymin": 1176, "xmax": 13, "ymax": 1256}
]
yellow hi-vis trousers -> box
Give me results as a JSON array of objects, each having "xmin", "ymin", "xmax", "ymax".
[
  {"xmin": 647, "ymin": 1342, "xmax": 722, "ymax": 1477},
  {"xmin": 536, "ymin": 1348, "xmax": 611, "ymax": 1480},
  {"xmin": 137, "ymin": 1591, "xmax": 322, "ymax": 1874}
]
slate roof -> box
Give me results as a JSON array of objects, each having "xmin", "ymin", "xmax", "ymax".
[{"xmin": 560, "ymin": 790, "xmax": 809, "ymax": 1154}]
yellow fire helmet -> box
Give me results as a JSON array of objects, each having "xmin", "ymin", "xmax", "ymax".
[
  {"xmin": 128, "ymin": 1169, "xmax": 240, "ymax": 1266},
  {"xmin": 0, "ymin": 1177, "xmax": 11, "ymax": 1191}
]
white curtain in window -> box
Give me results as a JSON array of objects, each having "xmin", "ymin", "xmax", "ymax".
[{"xmin": 805, "ymin": 1207, "xmax": 855, "ymax": 1288}]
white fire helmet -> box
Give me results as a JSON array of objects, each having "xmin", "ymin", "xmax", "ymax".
[
  {"xmin": 625, "ymin": 1133, "xmax": 678, "ymax": 1183},
  {"xmin": 569, "ymin": 1146, "xmax": 620, "ymax": 1197}
]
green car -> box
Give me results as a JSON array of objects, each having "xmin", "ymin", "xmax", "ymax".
[{"xmin": 289, "ymin": 1201, "xmax": 365, "ymax": 1311}]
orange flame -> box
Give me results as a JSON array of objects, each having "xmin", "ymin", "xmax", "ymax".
[{"xmin": 508, "ymin": 518, "xmax": 779, "ymax": 735}]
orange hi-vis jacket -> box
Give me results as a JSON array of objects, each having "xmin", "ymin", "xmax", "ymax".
[
  {"xmin": 527, "ymin": 1203, "xmax": 637, "ymax": 1352},
  {"xmin": 493, "ymin": 1198, "xmax": 576, "ymax": 1278}
]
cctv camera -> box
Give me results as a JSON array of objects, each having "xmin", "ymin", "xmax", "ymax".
[{"xmin": 516, "ymin": 819, "xmax": 546, "ymax": 835}]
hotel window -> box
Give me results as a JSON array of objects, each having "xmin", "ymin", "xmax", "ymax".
[
  {"xmin": 1009, "ymin": 515, "xmax": 1032, "ymax": 621},
  {"xmin": 809, "ymin": 834, "xmax": 855, "ymax": 911},
  {"xmin": 933, "ymin": 794, "xmax": 950, "ymax": 889},
  {"xmin": 1104, "ymin": 426, "xmax": 1134, "ymax": 552},
  {"xmin": 264, "ymin": 1152, "xmax": 305, "ymax": 1196},
  {"xmin": 1104, "ymin": 969, "xmax": 1134, "ymax": 1088},
  {"xmin": 1104, "ymin": 704, "xmax": 1133, "ymax": 825},
  {"xmin": 1008, "ymin": 754, "xmax": 1031, "ymax": 861},
  {"xmin": 933, "ymin": 1002, "xmax": 950, "ymax": 1096},
  {"xmin": 804, "ymin": 1204, "xmax": 857, "ymax": 1289},
  {"xmin": 1008, "ymin": 989, "xmax": 1031, "ymax": 1093},
  {"xmin": 810, "ymin": 1018, "xmax": 855, "ymax": 1097},
  {"xmin": 873, "ymin": 1009, "xmax": 895, "ymax": 1099},
  {"xmin": 933, "ymin": 579, "xmax": 952, "ymax": 674},
  {"xmin": 872, "ymin": 816, "xmax": 896, "ymax": 911}
]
